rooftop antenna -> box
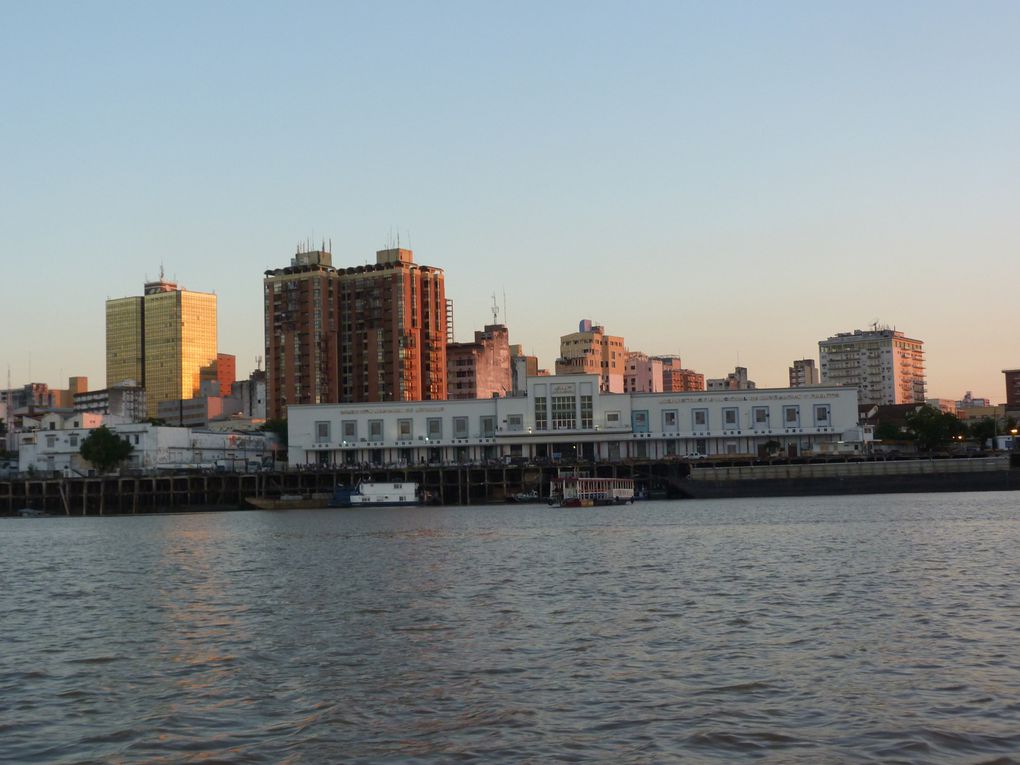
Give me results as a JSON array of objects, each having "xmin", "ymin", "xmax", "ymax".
[
  {"xmin": 491, "ymin": 292, "xmax": 499, "ymax": 325},
  {"xmin": 503, "ymin": 288, "xmax": 508, "ymax": 326},
  {"xmin": 255, "ymin": 355, "xmax": 263, "ymax": 372}
]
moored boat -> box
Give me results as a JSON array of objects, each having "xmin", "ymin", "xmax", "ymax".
[
  {"xmin": 552, "ymin": 476, "xmax": 635, "ymax": 507},
  {"xmin": 245, "ymin": 493, "xmax": 332, "ymax": 510},
  {"xmin": 329, "ymin": 482, "xmax": 423, "ymax": 508}
]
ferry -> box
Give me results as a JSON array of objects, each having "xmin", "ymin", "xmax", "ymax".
[
  {"xmin": 329, "ymin": 482, "xmax": 423, "ymax": 508},
  {"xmin": 551, "ymin": 476, "xmax": 635, "ymax": 507}
]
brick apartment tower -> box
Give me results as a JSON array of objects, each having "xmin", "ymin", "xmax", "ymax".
[
  {"xmin": 264, "ymin": 250, "xmax": 341, "ymax": 420},
  {"xmin": 338, "ymin": 249, "xmax": 447, "ymax": 404},
  {"xmin": 264, "ymin": 247, "xmax": 447, "ymax": 419}
]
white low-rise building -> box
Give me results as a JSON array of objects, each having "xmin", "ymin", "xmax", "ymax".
[
  {"xmin": 16, "ymin": 412, "xmax": 267, "ymax": 475},
  {"xmin": 287, "ymin": 374, "xmax": 861, "ymax": 466}
]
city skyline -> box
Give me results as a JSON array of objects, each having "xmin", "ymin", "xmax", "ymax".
[{"xmin": 2, "ymin": 2, "xmax": 1018, "ymax": 400}]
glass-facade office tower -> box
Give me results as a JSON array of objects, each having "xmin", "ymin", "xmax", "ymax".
[{"xmin": 105, "ymin": 276, "xmax": 218, "ymax": 418}]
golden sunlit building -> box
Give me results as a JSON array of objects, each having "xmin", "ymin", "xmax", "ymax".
[
  {"xmin": 105, "ymin": 274, "xmax": 218, "ymax": 418},
  {"xmin": 106, "ymin": 296, "xmax": 145, "ymax": 387}
]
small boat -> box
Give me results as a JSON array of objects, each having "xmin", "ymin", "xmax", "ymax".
[
  {"xmin": 245, "ymin": 493, "xmax": 332, "ymax": 510},
  {"xmin": 552, "ymin": 476, "xmax": 635, "ymax": 507},
  {"xmin": 329, "ymin": 482, "xmax": 422, "ymax": 508},
  {"xmin": 16, "ymin": 508, "xmax": 52, "ymax": 518},
  {"xmin": 508, "ymin": 490, "xmax": 540, "ymax": 503}
]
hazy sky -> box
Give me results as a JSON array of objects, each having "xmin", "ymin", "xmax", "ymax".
[{"xmin": 2, "ymin": 1, "xmax": 1018, "ymax": 400}]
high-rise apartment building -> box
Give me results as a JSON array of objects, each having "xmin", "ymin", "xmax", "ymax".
[
  {"xmin": 818, "ymin": 327, "xmax": 925, "ymax": 406},
  {"xmin": 106, "ymin": 275, "xmax": 218, "ymax": 418},
  {"xmin": 1003, "ymin": 369, "xmax": 1020, "ymax": 408},
  {"xmin": 789, "ymin": 359, "xmax": 820, "ymax": 387},
  {"xmin": 264, "ymin": 249, "xmax": 341, "ymax": 420},
  {"xmin": 338, "ymin": 249, "xmax": 447, "ymax": 404},
  {"xmin": 555, "ymin": 319, "xmax": 626, "ymax": 393},
  {"xmin": 653, "ymin": 356, "xmax": 705, "ymax": 392},
  {"xmin": 264, "ymin": 246, "xmax": 447, "ymax": 419}
]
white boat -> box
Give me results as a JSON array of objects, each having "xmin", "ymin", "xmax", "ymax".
[
  {"xmin": 552, "ymin": 477, "xmax": 635, "ymax": 507},
  {"xmin": 329, "ymin": 482, "xmax": 422, "ymax": 508}
]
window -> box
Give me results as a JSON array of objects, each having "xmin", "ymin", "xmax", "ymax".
[
  {"xmin": 315, "ymin": 421, "xmax": 330, "ymax": 443},
  {"xmin": 551, "ymin": 395, "xmax": 575, "ymax": 429},
  {"xmin": 753, "ymin": 407, "xmax": 769, "ymax": 426},
  {"xmin": 632, "ymin": 410, "xmax": 649, "ymax": 432},
  {"xmin": 693, "ymin": 409, "xmax": 708, "ymax": 429},
  {"xmin": 69, "ymin": 434, "xmax": 79, "ymax": 447},
  {"xmin": 45, "ymin": 435, "xmax": 57, "ymax": 448},
  {"xmin": 369, "ymin": 419, "xmax": 383, "ymax": 440},
  {"xmin": 814, "ymin": 405, "xmax": 830, "ymax": 425},
  {"xmin": 723, "ymin": 407, "xmax": 738, "ymax": 428},
  {"xmin": 454, "ymin": 416, "xmax": 469, "ymax": 439},
  {"xmin": 398, "ymin": 418, "xmax": 413, "ymax": 439},
  {"xmin": 784, "ymin": 406, "xmax": 800, "ymax": 427},
  {"xmin": 342, "ymin": 420, "xmax": 357, "ymax": 440},
  {"xmin": 606, "ymin": 411, "xmax": 620, "ymax": 425},
  {"xmin": 427, "ymin": 418, "xmax": 442, "ymax": 439},
  {"xmin": 507, "ymin": 414, "xmax": 523, "ymax": 432},
  {"xmin": 481, "ymin": 416, "xmax": 496, "ymax": 437},
  {"xmin": 663, "ymin": 410, "xmax": 677, "ymax": 430},
  {"xmin": 534, "ymin": 397, "xmax": 548, "ymax": 430},
  {"xmin": 580, "ymin": 395, "xmax": 593, "ymax": 429}
]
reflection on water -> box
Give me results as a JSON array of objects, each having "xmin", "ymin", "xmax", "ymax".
[{"xmin": 3, "ymin": 493, "xmax": 1020, "ymax": 763}]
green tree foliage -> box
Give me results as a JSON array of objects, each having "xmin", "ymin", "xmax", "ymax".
[
  {"xmin": 968, "ymin": 418, "xmax": 996, "ymax": 450},
  {"xmin": 874, "ymin": 422, "xmax": 907, "ymax": 442},
  {"xmin": 904, "ymin": 406, "xmax": 966, "ymax": 453},
  {"xmin": 80, "ymin": 426, "xmax": 134, "ymax": 474},
  {"xmin": 261, "ymin": 418, "xmax": 288, "ymax": 448}
]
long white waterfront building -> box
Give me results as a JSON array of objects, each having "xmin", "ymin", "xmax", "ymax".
[{"xmin": 287, "ymin": 375, "xmax": 863, "ymax": 466}]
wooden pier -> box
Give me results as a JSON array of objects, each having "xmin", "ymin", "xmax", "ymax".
[{"xmin": 0, "ymin": 462, "xmax": 690, "ymax": 515}]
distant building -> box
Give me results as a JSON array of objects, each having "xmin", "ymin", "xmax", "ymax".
[
  {"xmin": 819, "ymin": 327, "xmax": 925, "ymax": 406},
  {"xmin": 555, "ymin": 319, "xmax": 626, "ymax": 393},
  {"xmin": 653, "ymin": 356, "xmax": 705, "ymax": 392},
  {"xmin": 957, "ymin": 391, "xmax": 992, "ymax": 409},
  {"xmin": 16, "ymin": 413, "xmax": 265, "ymax": 475},
  {"xmin": 624, "ymin": 352, "xmax": 663, "ymax": 393},
  {"xmin": 232, "ymin": 370, "xmax": 267, "ymax": 420},
  {"xmin": 106, "ymin": 272, "xmax": 218, "ymax": 418},
  {"xmin": 1005, "ymin": 370, "xmax": 1020, "ymax": 408},
  {"xmin": 925, "ymin": 398, "xmax": 958, "ymax": 415},
  {"xmin": 789, "ymin": 359, "xmax": 820, "ymax": 387},
  {"xmin": 157, "ymin": 380, "xmax": 242, "ymax": 427},
  {"xmin": 447, "ymin": 324, "xmax": 511, "ymax": 400},
  {"xmin": 74, "ymin": 381, "xmax": 147, "ymax": 421},
  {"xmin": 510, "ymin": 345, "xmax": 544, "ymax": 395},
  {"xmin": 707, "ymin": 366, "xmax": 756, "ymax": 391}
]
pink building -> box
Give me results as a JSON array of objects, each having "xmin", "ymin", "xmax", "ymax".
[
  {"xmin": 624, "ymin": 352, "xmax": 663, "ymax": 393},
  {"xmin": 446, "ymin": 324, "xmax": 512, "ymax": 399}
]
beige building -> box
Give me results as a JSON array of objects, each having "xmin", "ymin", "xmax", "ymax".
[
  {"xmin": 106, "ymin": 274, "xmax": 218, "ymax": 418},
  {"xmin": 624, "ymin": 352, "xmax": 663, "ymax": 393},
  {"xmin": 819, "ymin": 327, "xmax": 925, "ymax": 406},
  {"xmin": 555, "ymin": 319, "xmax": 626, "ymax": 393},
  {"xmin": 789, "ymin": 359, "xmax": 820, "ymax": 387}
]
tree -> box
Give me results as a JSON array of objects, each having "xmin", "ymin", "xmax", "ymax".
[
  {"xmin": 80, "ymin": 426, "xmax": 134, "ymax": 474},
  {"xmin": 969, "ymin": 418, "xmax": 996, "ymax": 450},
  {"xmin": 261, "ymin": 418, "xmax": 288, "ymax": 463},
  {"xmin": 874, "ymin": 422, "xmax": 907, "ymax": 442},
  {"xmin": 904, "ymin": 406, "xmax": 965, "ymax": 453}
]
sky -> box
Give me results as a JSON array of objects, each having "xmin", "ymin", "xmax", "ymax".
[{"xmin": 1, "ymin": 1, "xmax": 1018, "ymax": 400}]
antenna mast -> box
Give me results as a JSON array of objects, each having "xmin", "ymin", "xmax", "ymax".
[{"xmin": 490, "ymin": 293, "xmax": 499, "ymax": 325}]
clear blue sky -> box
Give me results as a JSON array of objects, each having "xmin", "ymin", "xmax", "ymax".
[{"xmin": 2, "ymin": 1, "xmax": 1018, "ymax": 400}]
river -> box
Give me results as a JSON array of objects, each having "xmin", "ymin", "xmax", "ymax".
[{"xmin": 3, "ymin": 492, "xmax": 1020, "ymax": 764}]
